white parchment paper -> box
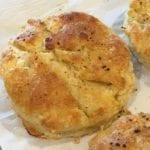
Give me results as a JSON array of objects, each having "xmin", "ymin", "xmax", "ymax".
[{"xmin": 0, "ymin": 0, "xmax": 150, "ymax": 150}]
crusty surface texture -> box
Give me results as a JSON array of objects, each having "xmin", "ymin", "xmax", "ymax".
[
  {"xmin": 89, "ymin": 113, "xmax": 150, "ymax": 150},
  {"xmin": 124, "ymin": 0, "xmax": 150, "ymax": 66},
  {"xmin": 0, "ymin": 12, "xmax": 135, "ymax": 139}
]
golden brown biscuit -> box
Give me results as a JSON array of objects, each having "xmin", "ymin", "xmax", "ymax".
[
  {"xmin": 124, "ymin": 0, "xmax": 150, "ymax": 66},
  {"xmin": 89, "ymin": 113, "xmax": 150, "ymax": 150},
  {"xmin": 0, "ymin": 12, "xmax": 135, "ymax": 139}
]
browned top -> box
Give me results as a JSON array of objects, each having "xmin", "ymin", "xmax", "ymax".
[
  {"xmin": 13, "ymin": 12, "xmax": 131, "ymax": 88},
  {"xmin": 90, "ymin": 113, "xmax": 150, "ymax": 150}
]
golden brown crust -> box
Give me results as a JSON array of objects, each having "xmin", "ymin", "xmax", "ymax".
[
  {"xmin": 124, "ymin": 0, "xmax": 150, "ymax": 66},
  {"xmin": 13, "ymin": 19, "xmax": 49, "ymax": 52},
  {"xmin": 0, "ymin": 12, "xmax": 135, "ymax": 139},
  {"xmin": 45, "ymin": 12, "xmax": 130, "ymax": 88},
  {"xmin": 89, "ymin": 113, "xmax": 150, "ymax": 150}
]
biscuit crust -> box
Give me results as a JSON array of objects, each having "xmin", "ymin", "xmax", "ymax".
[{"xmin": 0, "ymin": 12, "xmax": 135, "ymax": 139}]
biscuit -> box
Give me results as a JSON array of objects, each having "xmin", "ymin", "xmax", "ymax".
[
  {"xmin": 0, "ymin": 12, "xmax": 135, "ymax": 139},
  {"xmin": 89, "ymin": 113, "xmax": 150, "ymax": 150},
  {"xmin": 124, "ymin": 0, "xmax": 150, "ymax": 67}
]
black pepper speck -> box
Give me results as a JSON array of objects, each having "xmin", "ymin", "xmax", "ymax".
[
  {"xmin": 134, "ymin": 128, "xmax": 141, "ymax": 133},
  {"xmin": 122, "ymin": 144, "xmax": 126, "ymax": 148},
  {"xmin": 116, "ymin": 143, "xmax": 120, "ymax": 147}
]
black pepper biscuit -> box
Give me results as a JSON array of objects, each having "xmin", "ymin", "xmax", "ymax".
[
  {"xmin": 89, "ymin": 113, "xmax": 150, "ymax": 150},
  {"xmin": 124, "ymin": 0, "xmax": 150, "ymax": 67},
  {"xmin": 0, "ymin": 12, "xmax": 135, "ymax": 139}
]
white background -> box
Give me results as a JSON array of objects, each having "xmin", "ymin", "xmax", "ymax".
[{"xmin": 0, "ymin": 0, "xmax": 150, "ymax": 150}]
